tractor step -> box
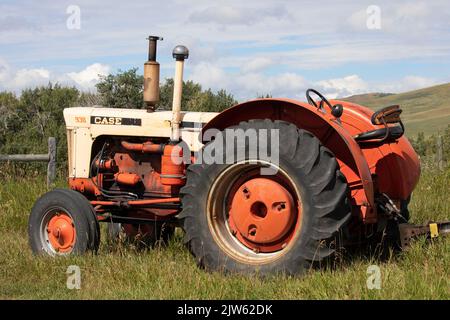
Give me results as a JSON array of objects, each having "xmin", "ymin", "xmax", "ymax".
[{"xmin": 398, "ymin": 221, "xmax": 450, "ymax": 249}]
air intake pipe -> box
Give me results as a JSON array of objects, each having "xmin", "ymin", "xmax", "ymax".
[
  {"xmin": 143, "ymin": 36, "xmax": 163, "ymax": 111},
  {"xmin": 170, "ymin": 45, "xmax": 189, "ymax": 141}
]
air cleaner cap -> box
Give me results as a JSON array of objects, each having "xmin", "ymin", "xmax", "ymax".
[
  {"xmin": 148, "ymin": 35, "xmax": 163, "ymax": 41},
  {"xmin": 172, "ymin": 45, "xmax": 189, "ymax": 61}
]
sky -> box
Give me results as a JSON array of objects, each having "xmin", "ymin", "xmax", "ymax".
[{"xmin": 0, "ymin": 0, "xmax": 449, "ymax": 100}]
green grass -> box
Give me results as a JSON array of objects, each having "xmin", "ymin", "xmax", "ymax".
[
  {"xmin": 0, "ymin": 171, "xmax": 449, "ymax": 300},
  {"xmin": 343, "ymin": 83, "xmax": 450, "ymax": 137}
]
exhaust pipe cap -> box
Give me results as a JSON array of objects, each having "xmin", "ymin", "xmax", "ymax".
[{"xmin": 173, "ymin": 45, "xmax": 189, "ymax": 61}]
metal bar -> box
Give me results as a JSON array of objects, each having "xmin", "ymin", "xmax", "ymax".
[
  {"xmin": 128, "ymin": 197, "xmax": 180, "ymax": 206},
  {"xmin": 90, "ymin": 200, "xmax": 117, "ymax": 206},
  {"xmin": 90, "ymin": 197, "xmax": 181, "ymax": 207},
  {"xmin": 98, "ymin": 215, "xmax": 178, "ymax": 224},
  {"xmin": 0, "ymin": 154, "xmax": 49, "ymax": 161},
  {"xmin": 398, "ymin": 220, "xmax": 450, "ymax": 250}
]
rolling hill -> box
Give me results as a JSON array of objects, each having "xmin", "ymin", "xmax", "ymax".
[{"xmin": 343, "ymin": 83, "xmax": 450, "ymax": 137}]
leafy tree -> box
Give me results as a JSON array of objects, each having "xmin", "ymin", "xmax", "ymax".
[
  {"xmin": 0, "ymin": 84, "xmax": 79, "ymax": 170},
  {"xmin": 411, "ymin": 132, "xmax": 426, "ymax": 157},
  {"xmin": 95, "ymin": 69, "xmax": 237, "ymax": 112},
  {"xmin": 158, "ymin": 79, "xmax": 202, "ymax": 110},
  {"xmin": 0, "ymin": 92, "xmax": 21, "ymax": 147},
  {"xmin": 96, "ymin": 68, "xmax": 144, "ymax": 109},
  {"xmin": 79, "ymin": 92, "xmax": 101, "ymax": 107},
  {"xmin": 158, "ymin": 78, "xmax": 236, "ymax": 112}
]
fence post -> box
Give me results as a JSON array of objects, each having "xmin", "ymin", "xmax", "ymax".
[
  {"xmin": 436, "ymin": 135, "xmax": 444, "ymax": 171},
  {"xmin": 47, "ymin": 137, "xmax": 57, "ymax": 187}
]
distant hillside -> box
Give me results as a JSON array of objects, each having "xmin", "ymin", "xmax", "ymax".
[{"xmin": 343, "ymin": 83, "xmax": 450, "ymax": 137}]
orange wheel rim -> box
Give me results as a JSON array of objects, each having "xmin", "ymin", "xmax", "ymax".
[
  {"xmin": 228, "ymin": 177, "xmax": 301, "ymax": 253},
  {"xmin": 46, "ymin": 212, "xmax": 76, "ymax": 253},
  {"xmin": 207, "ymin": 161, "xmax": 303, "ymax": 265}
]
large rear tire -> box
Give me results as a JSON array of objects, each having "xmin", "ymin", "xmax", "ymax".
[{"xmin": 180, "ymin": 120, "xmax": 351, "ymax": 275}]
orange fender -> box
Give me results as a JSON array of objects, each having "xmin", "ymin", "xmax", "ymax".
[{"xmin": 203, "ymin": 98, "xmax": 380, "ymax": 223}]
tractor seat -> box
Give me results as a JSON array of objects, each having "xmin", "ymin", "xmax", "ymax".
[
  {"xmin": 354, "ymin": 105, "xmax": 404, "ymax": 143},
  {"xmin": 354, "ymin": 125, "xmax": 404, "ymax": 142}
]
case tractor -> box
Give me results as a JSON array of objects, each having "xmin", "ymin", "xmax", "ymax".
[{"xmin": 28, "ymin": 36, "xmax": 449, "ymax": 275}]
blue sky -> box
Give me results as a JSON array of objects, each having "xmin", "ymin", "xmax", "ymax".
[{"xmin": 0, "ymin": 0, "xmax": 449, "ymax": 100}]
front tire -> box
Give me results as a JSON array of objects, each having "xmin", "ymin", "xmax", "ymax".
[
  {"xmin": 180, "ymin": 120, "xmax": 351, "ymax": 275},
  {"xmin": 28, "ymin": 189, "xmax": 100, "ymax": 256}
]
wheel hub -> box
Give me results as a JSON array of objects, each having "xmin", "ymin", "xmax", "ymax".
[
  {"xmin": 46, "ymin": 213, "xmax": 76, "ymax": 253},
  {"xmin": 229, "ymin": 177, "xmax": 299, "ymax": 252}
]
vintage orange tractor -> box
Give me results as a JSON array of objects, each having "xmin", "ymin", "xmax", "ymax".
[{"xmin": 28, "ymin": 37, "xmax": 448, "ymax": 274}]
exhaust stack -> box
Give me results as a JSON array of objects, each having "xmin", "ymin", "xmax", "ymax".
[
  {"xmin": 171, "ymin": 45, "xmax": 189, "ymax": 141},
  {"xmin": 143, "ymin": 36, "xmax": 163, "ymax": 111}
]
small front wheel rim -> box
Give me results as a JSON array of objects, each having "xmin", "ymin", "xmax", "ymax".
[{"xmin": 40, "ymin": 208, "xmax": 76, "ymax": 255}]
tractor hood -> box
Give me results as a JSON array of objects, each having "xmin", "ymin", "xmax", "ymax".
[
  {"xmin": 63, "ymin": 107, "xmax": 218, "ymax": 179},
  {"xmin": 64, "ymin": 106, "xmax": 218, "ymax": 134},
  {"xmin": 64, "ymin": 106, "xmax": 218, "ymax": 151}
]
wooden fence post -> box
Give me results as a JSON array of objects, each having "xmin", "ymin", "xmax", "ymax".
[
  {"xmin": 436, "ymin": 135, "xmax": 444, "ymax": 171},
  {"xmin": 0, "ymin": 137, "xmax": 56, "ymax": 186},
  {"xmin": 47, "ymin": 137, "xmax": 57, "ymax": 187}
]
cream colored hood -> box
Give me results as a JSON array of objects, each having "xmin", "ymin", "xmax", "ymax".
[
  {"xmin": 64, "ymin": 106, "xmax": 217, "ymax": 136},
  {"xmin": 63, "ymin": 106, "xmax": 218, "ymax": 178}
]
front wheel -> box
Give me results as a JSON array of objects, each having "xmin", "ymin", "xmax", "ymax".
[
  {"xmin": 28, "ymin": 189, "xmax": 100, "ymax": 256},
  {"xmin": 180, "ymin": 120, "xmax": 351, "ymax": 275}
]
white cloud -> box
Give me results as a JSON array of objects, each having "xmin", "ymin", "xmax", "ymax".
[
  {"xmin": 315, "ymin": 75, "xmax": 440, "ymax": 98},
  {"xmin": 0, "ymin": 0, "xmax": 448, "ymax": 87},
  {"xmin": 67, "ymin": 63, "xmax": 110, "ymax": 90},
  {"xmin": 189, "ymin": 62, "xmax": 228, "ymax": 90},
  {"xmin": 235, "ymin": 72, "xmax": 307, "ymax": 99},
  {"xmin": 347, "ymin": 8, "xmax": 367, "ymax": 32},
  {"xmin": 0, "ymin": 60, "xmax": 111, "ymax": 92},
  {"xmin": 0, "ymin": 51, "xmax": 443, "ymax": 101},
  {"xmin": 188, "ymin": 5, "xmax": 289, "ymax": 26},
  {"xmin": 316, "ymin": 75, "xmax": 369, "ymax": 98},
  {"xmin": 241, "ymin": 57, "xmax": 273, "ymax": 73},
  {"xmin": 189, "ymin": 6, "xmax": 250, "ymax": 25},
  {"xmin": 12, "ymin": 68, "xmax": 50, "ymax": 88},
  {"xmin": 0, "ymin": 58, "xmax": 52, "ymax": 91},
  {"xmin": 0, "ymin": 0, "xmax": 448, "ymax": 103},
  {"xmin": 376, "ymin": 76, "xmax": 438, "ymax": 93},
  {"xmin": 187, "ymin": 60, "xmax": 443, "ymax": 100},
  {"xmin": 189, "ymin": 64, "xmax": 308, "ymax": 100}
]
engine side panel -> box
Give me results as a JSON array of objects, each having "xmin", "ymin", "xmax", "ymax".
[{"xmin": 63, "ymin": 107, "xmax": 217, "ymax": 178}]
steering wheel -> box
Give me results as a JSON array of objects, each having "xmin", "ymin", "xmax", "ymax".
[{"xmin": 306, "ymin": 88, "xmax": 334, "ymax": 112}]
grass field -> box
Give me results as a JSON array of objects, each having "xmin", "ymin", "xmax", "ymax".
[
  {"xmin": 343, "ymin": 83, "xmax": 450, "ymax": 137},
  {"xmin": 0, "ymin": 169, "xmax": 449, "ymax": 300}
]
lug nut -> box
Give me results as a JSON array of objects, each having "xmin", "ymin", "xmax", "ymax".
[{"xmin": 242, "ymin": 187, "xmax": 250, "ymax": 199}]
